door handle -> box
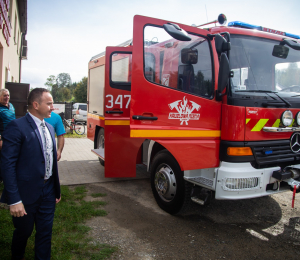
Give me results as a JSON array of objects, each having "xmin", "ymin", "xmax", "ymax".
[
  {"xmin": 106, "ymin": 111, "xmax": 124, "ymax": 114},
  {"xmin": 132, "ymin": 115, "xmax": 158, "ymax": 120}
]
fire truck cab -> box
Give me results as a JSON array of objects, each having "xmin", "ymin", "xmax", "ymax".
[{"xmin": 88, "ymin": 14, "xmax": 300, "ymax": 214}]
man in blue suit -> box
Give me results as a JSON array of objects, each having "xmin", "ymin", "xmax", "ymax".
[{"xmin": 0, "ymin": 88, "xmax": 61, "ymax": 260}]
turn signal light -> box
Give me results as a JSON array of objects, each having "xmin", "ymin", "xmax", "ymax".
[{"xmin": 227, "ymin": 147, "xmax": 253, "ymax": 156}]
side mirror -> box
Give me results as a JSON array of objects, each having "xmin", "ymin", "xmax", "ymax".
[
  {"xmin": 181, "ymin": 48, "xmax": 198, "ymax": 64},
  {"xmin": 163, "ymin": 23, "xmax": 191, "ymax": 41},
  {"xmin": 216, "ymin": 53, "xmax": 230, "ymax": 101},
  {"xmin": 215, "ymin": 34, "xmax": 231, "ymax": 55},
  {"xmin": 281, "ymin": 39, "xmax": 300, "ymax": 51},
  {"xmin": 272, "ymin": 45, "xmax": 289, "ymax": 59}
]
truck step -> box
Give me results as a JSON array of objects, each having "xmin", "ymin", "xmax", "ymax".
[
  {"xmin": 191, "ymin": 196, "xmax": 206, "ymax": 205},
  {"xmin": 91, "ymin": 148, "xmax": 105, "ymax": 160},
  {"xmin": 187, "ymin": 177, "xmax": 213, "ymax": 187}
]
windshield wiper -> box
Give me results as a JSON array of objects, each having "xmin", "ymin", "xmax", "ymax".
[
  {"xmin": 235, "ymin": 90, "xmax": 277, "ymax": 93},
  {"xmin": 274, "ymin": 93, "xmax": 292, "ymax": 107},
  {"xmin": 262, "ymin": 93, "xmax": 292, "ymax": 107},
  {"xmin": 234, "ymin": 90, "xmax": 292, "ymax": 107}
]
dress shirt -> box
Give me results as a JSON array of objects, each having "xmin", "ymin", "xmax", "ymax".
[{"xmin": 28, "ymin": 112, "xmax": 54, "ymax": 179}]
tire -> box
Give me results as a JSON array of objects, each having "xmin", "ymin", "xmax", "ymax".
[
  {"xmin": 150, "ymin": 150, "xmax": 192, "ymax": 215},
  {"xmin": 74, "ymin": 122, "xmax": 85, "ymax": 135},
  {"xmin": 96, "ymin": 128, "xmax": 105, "ymax": 166}
]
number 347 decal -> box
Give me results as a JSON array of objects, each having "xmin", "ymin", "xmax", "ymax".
[{"xmin": 106, "ymin": 95, "xmax": 131, "ymax": 109}]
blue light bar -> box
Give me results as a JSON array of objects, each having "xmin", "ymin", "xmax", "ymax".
[
  {"xmin": 228, "ymin": 21, "xmax": 300, "ymax": 40},
  {"xmin": 285, "ymin": 32, "xmax": 300, "ymax": 40},
  {"xmin": 228, "ymin": 21, "xmax": 262, "ymax": 31}
]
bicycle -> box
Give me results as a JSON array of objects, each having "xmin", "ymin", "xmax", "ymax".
[{"xmin": 63, "ymin": 118, "xmax": 85, "ymax": 135}]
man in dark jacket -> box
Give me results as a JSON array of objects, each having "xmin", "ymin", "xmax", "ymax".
[{"xmin": 0, "ymin": 88, "xmax": 61, "ymax": 260}]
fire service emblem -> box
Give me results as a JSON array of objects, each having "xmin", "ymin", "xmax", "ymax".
[{"xmin": 168, "ymin": 96, "xmax": 201, "ymax": 125}]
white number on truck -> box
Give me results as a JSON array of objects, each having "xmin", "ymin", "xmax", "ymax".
[{"xmin": 106, "ymin": 95, "xmax": 131, "ymax": 109}]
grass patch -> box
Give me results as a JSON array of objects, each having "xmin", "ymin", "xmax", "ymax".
[
  {"xmin": 0, "ymin": 183, "xmax": 116, "ymax": 259},
  {"xmin": 63, "ymin": 132, "xmax": 87, "ymax": 138},
  {"xmin": 91, "ymin": 193, "xmax": 107, "ymax": 198}
]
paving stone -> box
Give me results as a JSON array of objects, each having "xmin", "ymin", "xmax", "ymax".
[{"xmin": 58, "ymin": 138, "xmax": 149, "ymax": 185}]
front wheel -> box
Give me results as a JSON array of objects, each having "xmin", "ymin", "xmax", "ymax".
[
  {"xmin": 150, "ymin": 150, "xmax": 192, "ymax": 215},
  {"xmin": 73, "ymin": 122, "xmax": 85, "ymax": 135}
]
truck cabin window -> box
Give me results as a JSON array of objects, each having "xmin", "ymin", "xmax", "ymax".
[
  {"xmin": 144, "ymin": 25, "xmax": 213, "ymax": 99},
  {"xmin": 110, "ymin": 52, "xmax": 132, "ymax": 91}
]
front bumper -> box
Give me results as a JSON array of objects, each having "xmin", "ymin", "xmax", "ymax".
[{"xmin": 215, "ymin": 162, "xmax": 299, "ymax": 200}]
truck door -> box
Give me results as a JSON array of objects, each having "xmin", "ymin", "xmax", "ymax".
[
  {"xmin": 130, "ymin": 15, "xmax": 222, "ymax": 170},
  {"xmin": 104, "ymin": 46, "xmax": 143, "ymax": 178}
]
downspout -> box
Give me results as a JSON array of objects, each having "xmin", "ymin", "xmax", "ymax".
[{"xmin": 18, "ymin": 33, "xmax": 24, "ymax": 83}]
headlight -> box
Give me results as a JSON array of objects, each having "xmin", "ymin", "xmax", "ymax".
[
  {"xmin": 296, "ymin": 111, "xmax": 300, "ymax": 126},
  {"xmin": 281, "ymin": 110, "xmax": 293, "ymax": 127}
]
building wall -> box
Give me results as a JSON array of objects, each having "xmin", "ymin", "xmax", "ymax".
[{"xmin": 0, "ymin": 0, "xmax": 23, "ymax": 89}]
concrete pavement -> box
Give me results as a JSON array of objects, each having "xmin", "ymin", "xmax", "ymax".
[{"xmin": 58, "ymin": 138, "xmax": 149, "ymax": 185}]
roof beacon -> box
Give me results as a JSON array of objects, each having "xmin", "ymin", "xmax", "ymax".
[{"xmin": 228, "ymin": 21, "xmax": 300, "ymax": 40}]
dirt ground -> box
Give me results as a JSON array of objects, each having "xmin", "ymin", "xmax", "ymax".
[{"xmin": 83, "ymin": 175, "xmax": 300, "ymax": 260}]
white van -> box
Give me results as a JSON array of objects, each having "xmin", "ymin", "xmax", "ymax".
[{"xmin": 72, "ymin": 103, "xmax": 87, "ymax": 123}]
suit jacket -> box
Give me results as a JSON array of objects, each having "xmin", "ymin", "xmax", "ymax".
[{"xmin": 0, "ymin": 113, "xmax": 61, "ymax": 205}]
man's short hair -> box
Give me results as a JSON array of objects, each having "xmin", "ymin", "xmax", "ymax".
[
  {"xmin": 0, "ymin": 88, "xmax": 10, "ymax": 96},
  {"xmin": 28, "ymin": 88, "xmax": 50, "ymax": 108}
]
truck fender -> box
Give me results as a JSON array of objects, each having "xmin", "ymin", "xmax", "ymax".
[{"xmin": 147, "ymin": 140, "xmax": 176, "ymax": 172}]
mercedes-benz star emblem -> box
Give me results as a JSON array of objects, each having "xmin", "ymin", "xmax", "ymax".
[{"xmin": 290, "ymin": 133, "xmax": 300, "ymax": 153}]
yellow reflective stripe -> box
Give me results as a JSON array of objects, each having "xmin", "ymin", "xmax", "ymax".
[
  {"xmin": 88, "ymin": 113, "xmax": 104, "ymax": 120},
  {"xmin": 272, "ymin": 119, "xmax": 280, "ymax": 127},
  {"xmin": 246, "ymin": 119, "xmax": 251, "ymax": 124},
  {"xmin": 251, "ymin": 119, "xmax": 269, "ymax": 132},
  {"xmin": 130, "ymin": 130, "xmax": 221, "ymax": 138},
  {"xmin": 272, "ymin": 119, "xmax": 294, "ymax": 127},
  {"xmin": 105, "ymin": 120, "xmax": 130, "ymax": 125}
]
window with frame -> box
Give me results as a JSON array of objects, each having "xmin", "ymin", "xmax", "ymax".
[
  {"xmin": 110, "ymin": 52, "xmax": 132, "ymax": 91},
  {"xmin": 144, "ymin": 25, "xmax": 213, "ymax": 98}
]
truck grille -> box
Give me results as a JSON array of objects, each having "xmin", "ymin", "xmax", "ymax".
[{"xmin": 251, "ymin": 140, "xmax": 300, "ymax": 166}]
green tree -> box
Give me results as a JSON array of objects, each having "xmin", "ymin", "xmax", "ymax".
[
  {"xmin": 57, "ymin": 73, "xmax": 72, "ymax": 88},
  {"xmin": 44, "ymin": 75, "xmax": 56, "ymax": 90},
  {"xmin": 51, "ymin": 84, "xmax": 63, "ymax": 102},
  {"xmin": 45, "ymin": 73, "xmax": 74, "ymax": 102},
  {"xmin": 62, "ymin": 87, "xmax": 71, "ymax": 101},
  {"xmin": 74, "ymin": 77, "xmax": 87, "ymax": 103}
]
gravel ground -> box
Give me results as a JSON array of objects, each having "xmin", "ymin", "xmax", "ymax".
[{"xmin": 83, "ymin": 177, "xmax": 300, "ymax": 260}]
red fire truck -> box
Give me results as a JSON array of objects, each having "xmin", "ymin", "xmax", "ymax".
[{"xmin": 87, "ymin": 14, "xmax": 300, "ymax": 214}]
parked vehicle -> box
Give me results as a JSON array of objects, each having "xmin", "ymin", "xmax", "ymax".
[
  {"xmin": 87, "ymin": 14, "xmax": 300, "ymax": 215},
  {"xmin": 72, "ymin": 103, "xmax": 87, "ymax": 123}
]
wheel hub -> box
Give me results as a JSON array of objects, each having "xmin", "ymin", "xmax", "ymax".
[{"xmin": 154, "ymin": 165, "xmax": 177, "ymax": 202}]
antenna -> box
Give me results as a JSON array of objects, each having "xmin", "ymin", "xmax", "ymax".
[{"xmin": 205, "ymin": 5, "xmax": 208, "ymax": 22}]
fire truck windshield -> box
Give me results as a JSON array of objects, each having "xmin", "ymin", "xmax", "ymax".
[{"xmin": 230, "ymin": 35, "xmax": 300, "ymax": 100}]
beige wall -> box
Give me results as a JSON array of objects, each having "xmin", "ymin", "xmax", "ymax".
[{"xmin": 0, "ymin": 0, "xmax": 23, "ymax": 89}]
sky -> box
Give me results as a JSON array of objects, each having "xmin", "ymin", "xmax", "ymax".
[{"xmin": 21, "ymin": 0, "xmax": 300, "ymax": 89}]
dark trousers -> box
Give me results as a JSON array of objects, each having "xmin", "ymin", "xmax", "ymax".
[{"xmin": 11, "ymin": 177, "xmax": 56, "ymax": 260}]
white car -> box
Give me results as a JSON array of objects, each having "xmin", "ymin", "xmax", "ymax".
[{"xmin": 72, "ymin": 103, "xmax": 87, "ymax": 123}]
